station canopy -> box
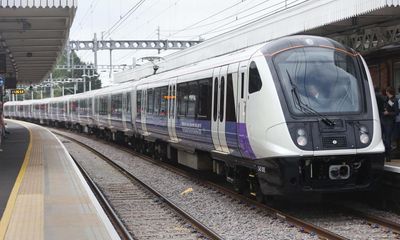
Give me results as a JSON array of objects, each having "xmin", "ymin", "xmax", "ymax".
[
  {"xmin": 115, "ymin": 0, "xmax": 400, "ymax": 83},
  {"xmin": 0, "ymin": 1, "xmax": 76, "ymax": 84}
]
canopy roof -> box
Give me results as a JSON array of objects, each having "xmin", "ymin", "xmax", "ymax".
[
  {"xmin": 115, "ymin": 0, "xmax": 400, "ymax": 83},
  {"xmin": 0, "ymin": 1, "xmax": 77, "ymax": 84}
]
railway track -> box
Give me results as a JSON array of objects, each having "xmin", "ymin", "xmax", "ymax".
[
  {"xmin": 53, "ymin": 128, "xmax": 400, "ymax": 239},
  {"xmin": 71, "ymin": 155, "xmax": 134, "ymax": 240},
  {"xmin": 57, "ymin": 134, "xmax": 222, "ymax": 240},
  {"xmin": 52, "ymin": 129, "xmax": 347, "ymax": 240}
]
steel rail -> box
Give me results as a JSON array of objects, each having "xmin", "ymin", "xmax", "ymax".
[
  {"xmin": 56, "ymin": 132, "xmax": 223, "ymax": 240},
  {"xmin": 54, "ymin": 129, "xmax": 347, "ymax": 240},
  {"xmin": 69, "ymin": 154, "xmax": 135, "ymax": 240},
  {"xmin": 336, "ymin": 205, "xmax": 400, "ymax": 234}
]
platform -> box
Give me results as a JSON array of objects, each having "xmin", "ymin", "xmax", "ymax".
[
  {"xmin": 0, "ymin": 120, "xmax": 119, "ymax": 240},
  {"xmin": 384, "ymin": 159, "xmax": 400, "ymax": 173}
]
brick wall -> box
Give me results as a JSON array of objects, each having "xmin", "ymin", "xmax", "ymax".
[{"xmin": 368, "ymin": 60, "xmax": 392, "ymax": 94}]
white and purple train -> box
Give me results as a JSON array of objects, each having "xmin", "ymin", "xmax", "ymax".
[{"xmin": 4, "ymin": 35, "xmax": 385, "ymax": 196}]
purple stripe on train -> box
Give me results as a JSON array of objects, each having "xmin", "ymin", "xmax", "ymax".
[
  {"xmin": 136, "ymin": 115, "xmax": 256, "ymax": 159},
  {"xmin": 237, "ymin": 123, "xmax": 256, "ymax": 159}
]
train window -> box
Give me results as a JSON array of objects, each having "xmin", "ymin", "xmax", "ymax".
[
  {"xmin": 111, "ymin": 94, "xmax": 122, "ymax": 117},
  {"xmin": 226, "ymin": 74, "xmax": 237, "ymax": 122},
  {"xmin": 99, "ymin": 98, "xmax": 103, "ymax": 115},
  {"xmin": 126, "ymin": 93, "xmax": 131, "ymax": 113},
  {"xmin": 241, "ymin": 72, "xmax": 245, "ymax": 98},
  {"xmin": 101, "ymin": 98, "xmax": 104, "ymax": 115},
  {"xmin": 177, "ymin": 83, "xmax": 188, "ymax": 117},
  {"xmin": 147, "ymin": 89, "xmax": 154, "ymax": 114},
  {"xmin": 197, "ymin": 78, "xmax": 212, "ymax": 120},
  {"xmin": 89, "ymin": 98, "xmax": 92, "ymax": 114},
  {"xmin": 100, "ymin": 96, "xmax": 108, "ymax": 115},
  {"xmin": 220, "ymin": 77, "xmax": 225, "ymax": 122},
  {"xmin": 70, "ymin": 102, "xmax": 74, "ymax": 114},
  {"xmin": 99, "ymin": 98, "xmax": 102, "ymax": 115},
  {"xmin": 58, "ymin": 102, "xmax": 62, "ymax": 114},
  {"xmin": 160, "ymin": 87, "xmax": 167, "ymax": 116},
  {"xmin": 187, "ymin": 82, "xmax": 198, "ymax": 118},
  {"xmin": 334, "ymin": 52, "xmax": 358, "ymax": 79},
  {"xmin": 94, "ymin": 98, "xmax": 99, "ymax": 114},
  {"xmin": 249, "ymin": 61, "xmax": 262, "ymax": 94},
  {"xmin": 78, "ymin": 99, "xmax": 83, "ymax": 115},
  {"xmin": 154, "ymin": 88, "xmax": 161, "ymax": 115},
  {"xmin": 50, "ymin": 104, "xmax": 54, "ymax": 114},
  {"xmin": 213, "ymin": 78, "xmax": 218, "ymax": 121},
  {"xmin": 137, "ymin": 90, "xmax": 142, "ymax": 116}
]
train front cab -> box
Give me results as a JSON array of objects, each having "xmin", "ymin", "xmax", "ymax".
[{"xmin": 245, "ymin": 36, "xmax": 385, "ymax": 195}]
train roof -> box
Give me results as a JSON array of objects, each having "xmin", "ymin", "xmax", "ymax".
[{"xmin": 5, "ymin": 35, "xmax": 356, "ymax": 106}]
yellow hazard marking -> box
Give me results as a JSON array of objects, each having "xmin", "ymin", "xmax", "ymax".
[
  {"xmin": 180, "ymin": 187, "xmax": 193, "ymax": 196},
  {"xmin": 0, "ymin": 127, "xmax": 32, "ymax": 240}
]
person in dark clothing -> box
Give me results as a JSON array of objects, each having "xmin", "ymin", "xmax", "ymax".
[
  {"xmin": 381, "ymin": 86, "xmax": 399, "ymax": 162},
  {"xmin": 375, "ymin": 87, "xmax": 385, "ymax": 117}
]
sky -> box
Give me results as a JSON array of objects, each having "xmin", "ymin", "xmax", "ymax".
[{"xmin": 68, "ymin": 0, "xmax": 299, "ymax": 84}]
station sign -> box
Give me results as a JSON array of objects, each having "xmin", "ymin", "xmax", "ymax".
[{"xmin": 11, "ymin": 89, "xmax": 25, "ymax": 95}]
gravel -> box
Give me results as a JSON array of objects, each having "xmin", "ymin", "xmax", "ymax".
[
  {"xmin": 61, "ymin": 138, "xmax": 207, "ymax": 240},
  {"xmin": 281, "ymin": 203, "xmax": 399, "ymax": 239},
  {"xmin": 54, "ymin": 129, "xmax": 318, "ymax": 240}
]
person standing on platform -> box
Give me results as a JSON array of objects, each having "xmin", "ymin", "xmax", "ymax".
[
  {"xmin": 375, "ymin": 87, "xmax": 384, "ymax": 118},
  {"xmin": 0, "ymin": 101, "xmax": 3, "ymax": 151},
  {"xmin": 395, "ymin": 86, "xmax": 400, "ymax": 150},
  {"xmin": 381, "ymin": 87, "xmax": 399, "ymax": 162}
]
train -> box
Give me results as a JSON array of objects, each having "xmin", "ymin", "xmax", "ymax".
[{"xmin": 4, "ymin": 35, "xmax": 385, "ymax": 197}]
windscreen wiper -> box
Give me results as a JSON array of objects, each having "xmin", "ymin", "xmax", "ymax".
[{"xmin": 286, "ymin": 70, "xmax": 335, "ymax": 126}]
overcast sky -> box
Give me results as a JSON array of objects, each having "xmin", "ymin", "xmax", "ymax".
[{"xmin": 68, "ymin": 0, "xmax": 296, "ymax": 83}]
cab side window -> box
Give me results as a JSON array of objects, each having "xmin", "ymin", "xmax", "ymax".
[{"xmin": 249, "ymin": 61, "xmax": 262, "ymax": 94}]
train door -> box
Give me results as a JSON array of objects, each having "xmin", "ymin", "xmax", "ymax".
[
  {"xmin": 211, "ymin": 66, "xmax": 230, "ymax": 153},
  {"xmin": 237, "ymin": 61, "xmax": 249, "ymax": 158},
  {"xmin": 141, "ymin": 88, "xmax": 149, "ymax": 135},
  {"xmin": 77, "ymin": 99, "xmax": 81, "ymax": 124},
  {"xmin": 237, "ymin": 61, "xmax": 248, "ymax": 124},
  {"xmin": 107, "ymin": 94, "xmax": 112, "ymax": 128},
  {"xmin": 122, "ymin": 92, "xmax": 127, "ymax": 130},
  {"xmin": 95, "ymin": 97, "xmax": 99, "ymax": 125},
  {"xmin": 131, "ymin": 88, "xmax": 138, "ymax": 132},
  {"xmin": 167, "ymin": 78, "xmax": 178, "ymax": 142}
]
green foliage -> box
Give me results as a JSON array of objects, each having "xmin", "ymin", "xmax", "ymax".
[
  {"xmin": 51, "ymin": 51, "xmax": 102, "ymax": 97},
  {"xmin": 21, "ymin": 51, "xmax": 103, "ymax": 99}
]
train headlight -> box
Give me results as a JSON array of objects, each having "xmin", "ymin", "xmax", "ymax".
[
  {"xmin": 297, "ymin": 128, "xmax": 306, "ymax": 136},
  {"xmin": 296, "ymin": 128, "xmax": 307, "ymax": 146},
  {"xmin": 358, "ymin": 125, "xmax": 369, "ymax": 144},
  {"xmin": 360, "ymin": 133, "xmax": 370, "ymax": 144},
  {"xmin": 297, "ymin": 135, "xmax": 308, "ymax": 146},
  {"xmin": 359, "ymin": 125, "xmax": 368, "ymax": 134}
]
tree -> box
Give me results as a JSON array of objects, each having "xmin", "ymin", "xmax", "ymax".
[{"xmin": 51, "ymin": 51, "xmax": 102, "ymax": 97}]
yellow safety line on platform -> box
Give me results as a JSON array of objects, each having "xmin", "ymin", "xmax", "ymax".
[{"xmin": 0, "ymin": 127, "xmax": 32, "ymax": 240}]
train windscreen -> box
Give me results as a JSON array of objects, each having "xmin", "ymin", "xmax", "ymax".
[{"xmin": 272, "ymin": 47, "xmax": 363, "ymax": 115}]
